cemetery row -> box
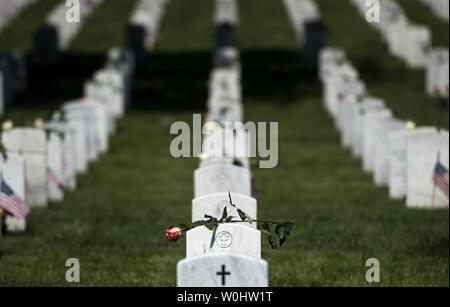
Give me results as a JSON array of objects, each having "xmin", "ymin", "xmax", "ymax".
[
  {"xmin": 0, "ymin": 0, "xmax": 38, "ymax": 34},
  {"xmin": 1, "ymin": 0, "xmax": 172, "ymax": 239},
  {"xmin": 1, "ymin": 0, "xmax": 105, "ymax": 113},
  {"xmin": 0, "ymin": 46, "xmax": 134, "ymax": 236},
  {"xmin": 350, "ymin": 0, "xmax": 449, "ymax": 100},
  {"xmin": 284, "ymin": 0, "xmax": 449, "ymax": 208},
  {"xmin": 319, "ymin": 46, "xmax": 449, "ymax": 208},
  {"xmin": 176, "ymin": 0, "xmax": 269, "ymax": 287},
  {"xmin": 418, "ymin": 0, "xmax": 449, "ymax": 23},
  {"xmin": 1, "ymin": 0, "xmax": 171, "ymax": 115}
]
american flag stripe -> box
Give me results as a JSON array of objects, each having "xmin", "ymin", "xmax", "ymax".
[
  {"xmin": 0, "ymin": 196, "xmax": 27, "ymax": 217},
  {"xmin": 47, "ymin": 169, "xmax": 65, "ymax": 190},
  {"xmin": 432, "ymin": 162, "xmax": 449, "ymax": 198},
  {"xmin": 0, "ymin": 180, "xmax": 30, "ymax": 219}
]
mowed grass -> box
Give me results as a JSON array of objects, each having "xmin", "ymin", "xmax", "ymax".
[{"xmin": 0, "ymin": 0, "xmax": 448, "ymax": 286}]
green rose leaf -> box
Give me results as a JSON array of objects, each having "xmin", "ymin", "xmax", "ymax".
[
  {"xmin": 220, "ymin": 207, "xmax": 228, "ymax": 221},
  {"xmin": 259, "ymin": 223, "xmax": 271, "ymax": 236},
  {"xmin": 237, "ymin": 209, "xmax": 247, "ymax": 221},
  {"xmin": 276, "ymin": 222, "xmax": 296, "ymax": 246},
  {"xmin": 205, "ymin": 221, "xmax": 217, "ymax": 231}
]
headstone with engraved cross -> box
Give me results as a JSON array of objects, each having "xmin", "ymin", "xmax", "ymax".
[{"xmin": 177, "ymin": 253, "xmax": 268, "ymax": 287}]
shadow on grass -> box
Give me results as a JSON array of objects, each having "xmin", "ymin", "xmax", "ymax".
[
  {"xmin": 13, "ymin": 53, "xmax": 105, "ymax": 113},
  {"xmin": 11, "ymin": 49, "xmax": 322, "ymax": 115},
  {"xmin": 133, "ymin": 48, "xmax": 321, "ymax": 111}
]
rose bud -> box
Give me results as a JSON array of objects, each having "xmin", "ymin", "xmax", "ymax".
[{"xmin": 166, "ymin": 226, "xmax": 182, "ymax": 242}]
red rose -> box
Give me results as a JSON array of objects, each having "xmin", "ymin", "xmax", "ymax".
[{"xmin": 166, "ymin": 226, "xmax": 182, "ymax": 242}]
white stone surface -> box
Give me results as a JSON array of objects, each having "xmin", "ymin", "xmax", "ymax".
[
  {"xmin": 406, "ymin": 128, "xmax": 449, "ymax": 208},
  {"xmin": 2, "ymin": 128, "xmax": 47, "ymax": 207},
  {"xmin": 44, "ymin": 120, "xmax": 77, "ymax": 191},
  {"xmin": 194, "ymin": 164, "xmax": 251, "ymax": 198},
  {"xmin": 192, "ymin": 192, "xmax": 257, "ymax": 228},
  {"xmin": 65, "ymin": 116, "xmax": 88, "ymax": 174},
  {"xmin": 63, "ymin": 100, "xmax": 99, "ymax": 162},
  {"xmin": 177, "ymin": 253, "xmax": 268, "ymax": 287},
  {"xmin": 46, "ymin": 130, "xmax": 64, "ymax": 202},
  {"xmin": 202, "ymin": 123, "xmax": 250, "ymax": 160},
  {"xmin": 426, "ymin": 48, "xmax": 449, "ymax": 97},
  {"xmin": 388, "ymin": 129, "xmax": 410, "ymax": 199},
  {"xmin": 362, "ymin": 109, "xmax": 392, "ymax": 173},
  {"xmin": 186, "ymin": 224, "xmax": 261, "ymax": 259},
  {"xmin": 336, "ymin": 81, "xmax": 365, "ymax": 135},
  {"xmin": 373, "ymin": 120, "xmax": 406, "ymax": 186},
  {"xmin": 350, "ymin": 97, "xmax": 385, "ymax": 157}
]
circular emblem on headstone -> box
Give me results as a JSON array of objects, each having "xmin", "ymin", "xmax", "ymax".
[{"xmin": 216, "ymin": 231, "xmax": 232, "ymax": 248}]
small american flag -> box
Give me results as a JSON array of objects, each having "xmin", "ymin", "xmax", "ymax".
[
  {"xmin": 0, "ymin": 180, "xmax": 30, "ymax": 219},
  {"xmin": 47, "ymin": 168, "xmax": 65, "ymax": 191},
  {"xmin": 432, "ymin": 162, "xmax": 449, "ymax": 198}
]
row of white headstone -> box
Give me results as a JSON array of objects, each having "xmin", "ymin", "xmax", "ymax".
[
  {"xmin": 46, "ymin": 0, "xmax": 104, "ymax": 50},
  {"xmin": 418, "ymin": 0, "xmax": 449, "ymax": 23},
  {"xmin": 283, "ymin": 0, "xmax": 321, "ymax": 46},
  {"xmin": 0, "ymin": 46, "xmax": 132, "ymax": 234},
  {"xmin": 0, "ymin": 0, "xmax": 38, "ymax": 33},
  {"xmin": 350, "ymin": 0, "xmax": 432, "ymax": 69},
  {"xmin": 352, "ymin": 0, "xmax": 449, "ymax": 99},
  {"xmin": 177, "ymin": 0, "xmax": 269, "ymax": 287},
  {"xmin": 129, "ymin": 0, "xmax": 171, "ymax": 51},
  {"xmin": 319, "ymin": 46, "xmax": 449, "ymax": 208}
]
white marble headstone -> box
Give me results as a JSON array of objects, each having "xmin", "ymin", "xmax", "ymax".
[
  {"xmin": 362, "ymin": 109, "xmax": 392, "ymax": 173},
  {"xmin": 186, "ymin": 224, "xmax": 261, "ymax": 258},
  {"xmin": 373, "ymin": 120, "xmax": 406, "ymax": 186},
  {"xmin": 65, "ymin": 117, "xmax": 88, "ymax": 174},
  {"xmin": 336, "ymin": 81, "xmax": 365, "ymax": 135},
  {"xmin": 44, "ymin": 121, "xmax": 77, "ymax": 191},
  {"xmin": 388, "ymin": 128, "xmax": 411, "ymax": 199},
  {"xmin": 350, "ymin": 97, "xmax": 386, "ymax": 157},
  {"xmin": 192, "ymin": 192, "xmax": 257, "ymax": 228},
  {"xmin": 63, "ymin": 100, "xmax": 99, "ymax": 162},
  {"xmin": 2, "ymin": 128, "xmax": 47, "ymax": 207},
  {"xmin": 406, "ymin": 128, "xmax": 449, "ymax": 208},
  {"xmin": 194, "ymin": 164, "xmax": 251, "ymax": 198},
  {"xmin": 177, "ymin": 253, "xmax": 268, "ymax": 287}
]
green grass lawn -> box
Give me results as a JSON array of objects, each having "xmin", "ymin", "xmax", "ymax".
[{"xmin": 0, "ymin": 0, "xmax": 448, "ymax": 286}]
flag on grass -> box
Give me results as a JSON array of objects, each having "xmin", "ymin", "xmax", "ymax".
[
  {"xmin": 432, "ymin": 162, "xmax": 449, "ymax": 198},
  {"xmin": 0, "ymin": 180, "xmax": 30, "ymax": 219}
]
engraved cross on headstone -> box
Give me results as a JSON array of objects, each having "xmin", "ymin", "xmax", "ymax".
[{"xmin": 216, "ymin": 264, "xmax": 231, "ymax": 286}]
